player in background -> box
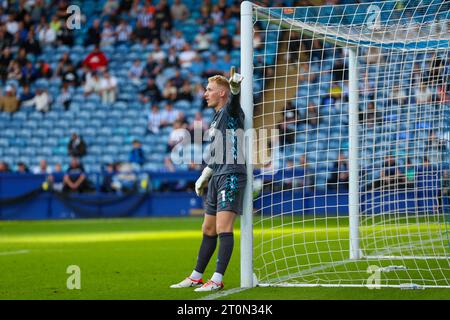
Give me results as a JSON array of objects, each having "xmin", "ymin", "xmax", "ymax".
[{"xmin": 170, "ymin": 67, "xmax": 245, "ymax": 292}]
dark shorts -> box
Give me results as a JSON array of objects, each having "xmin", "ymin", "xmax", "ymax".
[{"xmin": 205, "ymin": 173, "xmax": 247, "ymax": 216}]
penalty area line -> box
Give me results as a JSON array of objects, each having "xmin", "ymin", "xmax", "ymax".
[{"xmin": 0, "ymin": 249, "xmax": 30, "ymax": 256}]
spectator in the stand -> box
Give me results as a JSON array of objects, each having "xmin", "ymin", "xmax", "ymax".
[
  {"xmin": 99, "ymin": 70, "xmax": 118, "ymax": 104},
  {"xmin": 155, "ymin": 0, "xmax": 172, "ymax": 27},
  {"xmin": 139, "ymin": 78, "xmax": 162, "ymax": 103},
  {"xmin": 49, "ymin": 15, "xmax": 62, "ymax": 34},
  {"xmin": 167, "ymin": 120, "xmax": 187, "ymax": 152},
  {"xmin": 19, "ymin": 84, "xmax": 35, "ymax": 107},
  {"xmin": 146, "ymin": 104, "xmax": 163, "ymax": 134},
  {"xmin": 84, "ymin": 19, "xmax": 102, "ymax": 46},
  {"xmin": 150, "ymin": 40, "xmax": 167, "ymax": 64},
  {"xmin": 179, "ymin": 43, "xmax": 197, "ymax": 69},
  {"xmin": 177, "ymin": 81, "xmax": 193, "ymax": 102},
  {"xmin": 68, "ymin": 132, "xmax": 87, "ymax": 158},
  {"xmin": 100, "ymin": 163, "xmax": 116, "ymax": 193},
  {"xmin": 306, "ymin": 102, "xmax": 319, "ymax": 127},
  {"xmin": 115, "ymin": 19, "xmax": 133, "ymax": 45},
  {"xmin": 20, "ymin": 60, "xmax": 39, "ymax": 85},
  {"xmin": 414, "ymin": 82, "xmax": 433, "ymax": 105},
  {"xmin": 37, "ymin": 21, "xmax": 57, "ymax": 45},
  {"xmin": 0, "ymin": 161, "xmax": 11, "ymax": 173},
  {"xmin": 0, "ymin": 47, "xmax": 13, "ymax": 84},
  {"xmin": 35, "ymin": 59, "xmax": 52, "ymax": 79},
  {"xmin": 171, "ymin": 0, "xmax": 189, "ymax": 21},
  {"xmin": 82, "ymin": 44, "xmax": 108, "ymax": 72},
  {"xmin": 159, "ymin": 20, "xmax": 172, "ymax": 44},
  {"xmin": 63, "ymin": 157, "xmax": 89, "ymax": 193},
  {"xmin": 170, "ymin": 69, "xmax": 184, "ymax": 89},
  {"xmin": 55, "ymin": 52, "xmax": 73, "ymax": 78},
  {"xmin": 7, "ymin": 60, "xmax": 22, "ymax": 82},
  {"xmin": 166, "ymin": 47, "xmax": 179, "ymax": 68},
  {"xmin": 162, "ymin": 79, "xmax": 178, "ymax": 102},
  {"xmin": 381, "ymin": 154, "xmax": 403, "ymax": 189},
  {"xmin": 129, "ymin": 139, "xmax": 145, "ymax": 167},
  {"xmin": 100, "ymin": 20, "xmax": 116, "ymax": 47},
  {"xmin": 218, "ymin": 28, "xmax": 233, "ymax": 52},
  {"xmin": 33, "ymin": 159, "xmax": 52, "ymax": 174},
  {"xmin": 161, "ymin": 102, "xmax": 179, "ymax": 127},
  {"xmin": 84, "ymin": 70, "xmax": 102, "ymax": 97},
  {"xmin": 16, "ymin": 162, "xmax": 30, "ymax": 173},
  {"xmin": 22, "ymin": 28, "xmax": 41, "ymax": 56},
  {"xmin": 0, "ymin": 85, "xmax": 19, "ymax": 113},
  {"xmin": 194, "ymin": 27, "xmax": 212, "ymax": 52},
  {"xmin": 211, "ymin": 5, "xmax": 224, "ymax": 25},
  {"xmin": 148, "ymin": 19, "xmax": 161, "ymax": 44},
  {"xmin": 389, "ymin": 85, "xmax": 408, "ymax": 106},
  {"xmin": 132, "ymin": 20, "xmax": 150, "ymax": 44},
  {"xmin": 189, "ymin": 111, "xmax": 209, "ymax": 136},
  {"xmin": 57, "ymin": 24, "xmax": 75, "ymax": 47},
  {"xmin": 102, "ymin": 0, "xmax": 120, "ymax": 17},
  {"xmin": 277, "ymin": 121, "xmax": 295, "ymax": 147},
  {"xmin": 61, "ymin": 64, "xmax": 79, "ymax": 87},
  {"xmin": 128, "ymin": 59, "xmax": 144, "ymax": 85},
  {"xmin": 327, "ymin": 152, "xmax": 349, "ymax": 192},
  {"xmin": 57, "ymin": 83, "xmax": 72, "ymax": 110},
  {"xmin": 143, "ymin": 54, "xmax": 163, "ymax": 79},
  {"xmin": 170, "ymin": 30, "xmax": 186, "ymax": 51},
  {"xmin": 33, "ymin": 87, "xmax": 51, "ymax": 113},
  {"xmin": 137, "ymin": 5, "xmax": 154, "ymax": 28}
]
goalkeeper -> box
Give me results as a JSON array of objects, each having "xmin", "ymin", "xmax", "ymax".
[{"xmin": 170, "ymin": 67, "xmax": 246, "ymax": 292}]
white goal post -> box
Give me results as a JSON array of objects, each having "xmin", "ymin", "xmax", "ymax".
[{"xmin": 240, "ymin": 0, "xmax": 450, "ymax": 289}]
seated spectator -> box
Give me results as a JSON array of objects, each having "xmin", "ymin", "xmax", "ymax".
[
  {"xmin": 143, "ymin": 54, "xmax": 163, "ymax": 79},
  {"xmin": 167, "ymin": 120, "xmax": 188, "ymax": 152},
  {"xmin": 194, "ymin": 27, "xmax": 212, "ymax": 52},
  {"xmin": 162, "ymin": 79, "xmax": 178, "ymax": 102},
  {"xmin": 37, "ymin": 21, "xmax": 56, "ymax": 45},
  {"xmin": 7, "ymin": 60, "xmax": 22, "ymax": 82},
  {"xmin": 82, "ymin": 44, "xmax": 108, "ymax": 72},
  {"xmin": 100, "ymin": 20, "xmax": 116, "ymax": 47},
  {"xmin": 68, "ymin": 132, "xmax": 87, "ymax": 158},
  {"xmin": 177, "ymin": 81, "xmax": 193, "ymax": 102},
  {"xmin": 84, "ymin": 19, "xmax": 101, "ymax": 46},
  {"xmin": 129, "ymin": 139, "xmax": 145, "ymax": 167},
  {"xmin": 63, "ymin": 157, "xmax": 89, "ymax": 193},
  {"xmin": 218, "ymin": 28, "xmax": 233, "ymax": 52},
  {"xmin": 102, "ymin": 0, "xmax": 120, "ymax": 17},
  {"xmin": 140, "ymin": 78, "xmax": 162, "ymax": 104},
  {"xmin": 83, "ymin": 71, "xmax": 102, "ymax": 96},
  {"xmin": 0, "ymin": 85, "xmax": 19, "ymax": 113},
  {"xmin": 148, "ymin": 19, "xmax": 161, "ymax": 44},
  {"xmin": 33, "ymin": 88, "xmax": 51, "ymax": 113},
  {"xmin": 179, "ymin": 43, "xmax": 197, "ymax": 69},
  {"xmin": 19, "ymin": 84, "xmax": 35, "ymax": 107},
  {"xmin": 170, "ymin": 0, "xmax": 189, "ymax": 21},
  {"xmin": 111, "ymin": 162, "xmax": 138, "ymax": 193},
  {"xmin": 166, "ymin": 47, "xmax": 179, "ymax": 68},
  {"xmin": 33, "ymin": 159, "xmax": 52, "ymax": 174},
  {"xmin": 48, "ymin": 163, "xmax": 64, "ymax": 192},
  {"xmin": 16, "ymin": 162, "xmax": 30, "ymax": 173},
  {"xmin": 414, "ymin": 82, "xmax": 433, "ymax": 105},
  {"xmin": 20, "ymin": 60, "xmax": 39, "ymax": 85},
  {"xmin": 0, "ymin": 161, "xmax": 11, "ymax": 173},
  {"xmin": 62, "ymin": 64, "xmax": 79, "ymax": 87},
  {"xmin": 146, "ymin": 104, "xmax": 163, "ymax": 134},
  {"xmin": 149, "ymin": 40, "xmax": 167, "ymax": 64},
  {"xmin": 0, "ymin": 47, "xmax": 13, "ymax": 84},
  {"xmin": 277, "ymin": 121, "xmax": 295, "ymax": 147},
  {"xmin": 132, "ymin": 20, "xmax": 151, "ymax": 44},
  {"xmin": 35, "ymin": 59, "xmax": 52, "ymax": 79},
  {"xmin": 57, "ymin": 83, "xmax": 72, "ymax": 111},
  {"xmin": 170, "ymin": 30, "xmax": 186, "ymax": 51},
  {"xmin": 100, "ymin": 163, "xmax": 116, "ymax": 193},
  {"xmin": 99, "ymin": 70, "xmax": 118, "ymax": 104},
  {"xmin": 55, "ymin": 52, "xmax": 73, "ymax": 78},
  {"xmin": 389, "ymin": 85, "xmax": 408, "ymax": 106},
  {"xmin": 327, "ymin": 153, "xmax": 349, "ymax": 192},
  {"xmin": 160, "ymin": 102, "xmax": 180, "ymax": 127},
  {"xmin": 211, "ymin": 5, "xmax": 224, "ymax": 25},
  {"xmin": 128, "ymin": 59, "xmax": 144, "ymax": 86},
  {"xmin": 169, "ymin": 69, "xmax": 184, "ymax": 89},
  {"xmin": 115, "ymin": 19, "xmax": 132, "ymax": 45}
]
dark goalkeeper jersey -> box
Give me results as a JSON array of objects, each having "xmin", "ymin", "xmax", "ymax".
[{"xmin": 207, "ymin": 92, "xmax": 246, "ymax": 177}]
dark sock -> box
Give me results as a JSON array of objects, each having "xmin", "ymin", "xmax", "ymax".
[
  {"xmin": 194, "ymin": 234, "xmax": 218, "ymax": 274},
  {"xmin": 216, "ymin": 232, "xmax": 234, "ymax": 276}
]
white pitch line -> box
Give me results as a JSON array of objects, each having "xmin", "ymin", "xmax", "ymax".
[
  {"xmin": 197, "ymin": 287, "xmax": 251, "ymax": 301},
  {"xmin": 0, "ymin": 250, "xmax": 30, "ymax": 256}
]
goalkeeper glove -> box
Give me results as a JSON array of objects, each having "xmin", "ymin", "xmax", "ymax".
[
  {"xmin": 228, "ymin": 66, "xmax": 243, "ymax": 95},
  {"xmin": 195, "ymin": 166, "xmax": 213, "ymax": 196}
]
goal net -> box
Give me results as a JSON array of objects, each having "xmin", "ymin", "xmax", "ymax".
[{"xmin": 243, "ymin": 0, "xmax": 450, "ymax": 288}]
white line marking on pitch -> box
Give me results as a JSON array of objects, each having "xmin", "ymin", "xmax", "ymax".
[
  {"xmin": 197, "ymin": 287, "xmax": 250, "ymax": 300},
  {"xmin": 0, "ymin": 250, "xmax": 30, "ymax": 256}
]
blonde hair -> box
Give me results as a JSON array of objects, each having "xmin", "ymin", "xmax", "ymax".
[{"xmin": 208, "ymin": 75, "xmax": 230, "ymax": 92}]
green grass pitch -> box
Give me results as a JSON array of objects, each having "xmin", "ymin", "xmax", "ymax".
[{"xmin": 0, "ymin": 216, "xmax": 448, "ymax": 300}]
